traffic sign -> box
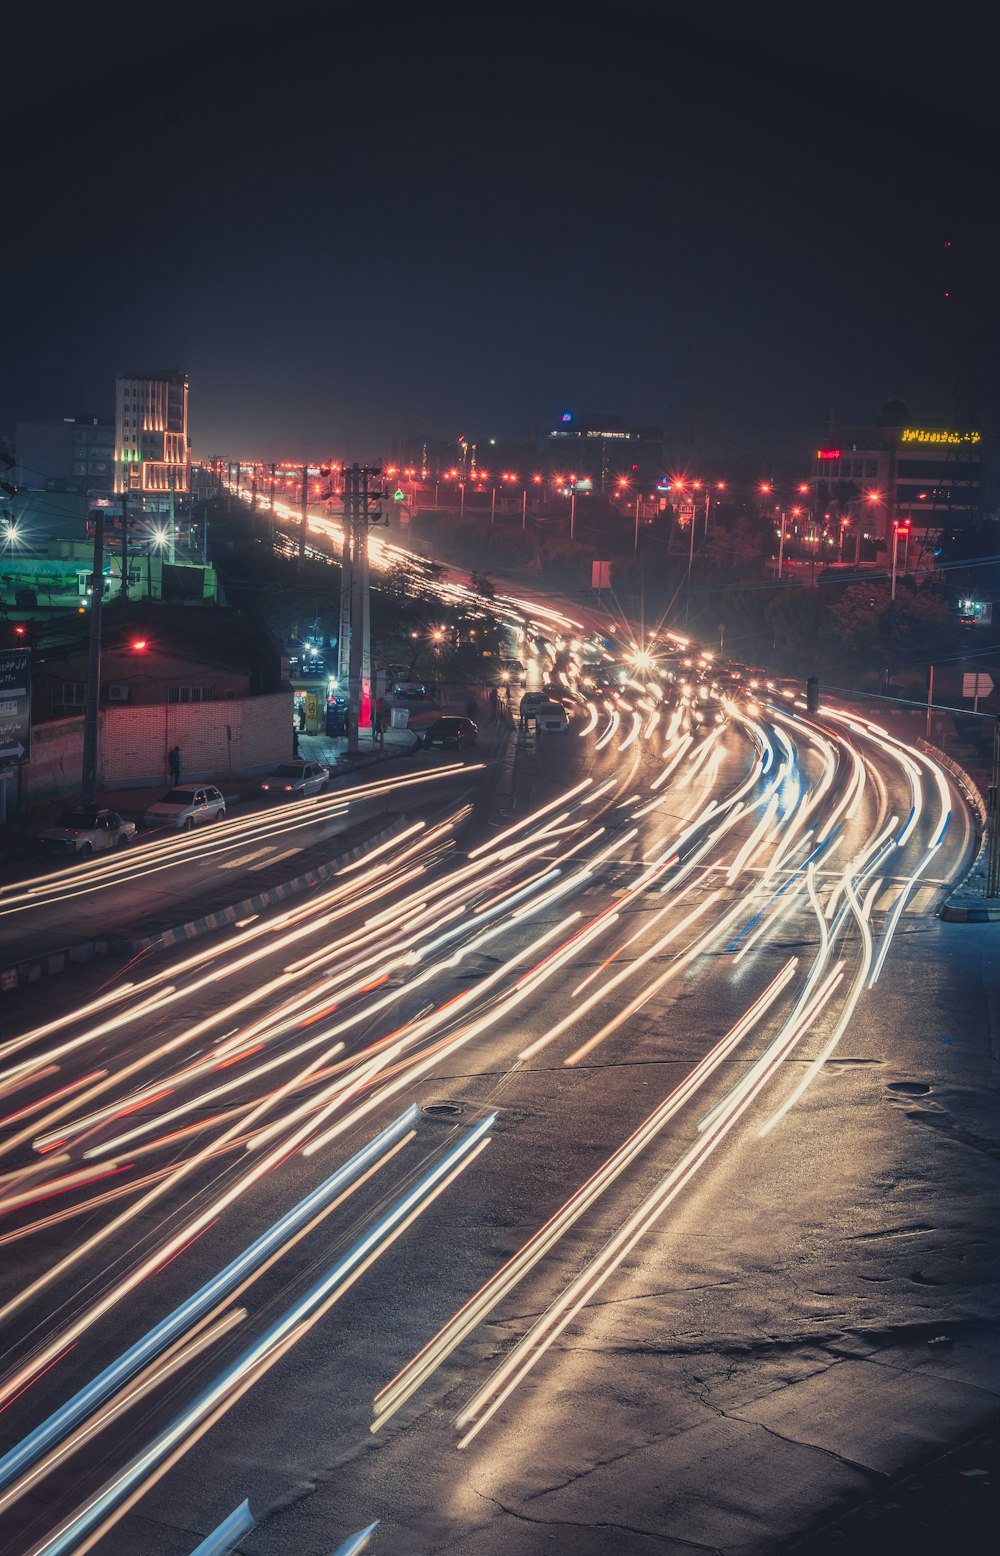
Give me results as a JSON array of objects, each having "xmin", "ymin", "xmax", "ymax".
[
  {"xmin": 0, "ymin": 647, "xmax": 31, "ymax": 768},
  {"xmin": 393, "ymin": 489, "xmax": 406, "ymax": 502},
  {"xmin": 963, "ymin": 671, "xmax": 993, "ymax": 700}
]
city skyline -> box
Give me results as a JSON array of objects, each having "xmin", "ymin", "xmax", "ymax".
[{"xmin": 3, "ymin": 6, "xmax": 996, "ymax": 466}]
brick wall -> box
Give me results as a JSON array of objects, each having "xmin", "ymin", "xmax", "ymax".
[
  {"xmin": 21, "ymin": 716, "xmax": 87, "ymax": 804},
  {"xmin": 102, "ymin": 691, "xmax": 292, "ymax": 786},
  {"xmin": 19, "ymin": 692, "xmax": 293, "ymax": 799}
]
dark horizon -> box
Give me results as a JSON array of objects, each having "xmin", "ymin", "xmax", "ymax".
[{"xmin": 4, "ymin": 5, "xmax": 997, "ymax": 469}]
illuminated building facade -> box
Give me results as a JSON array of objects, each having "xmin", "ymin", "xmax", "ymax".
[
  {"xmin": 811, "ymin": 402, "xmax": 982, "ymax": 549},
  {"xmin": 114, "ymin": 368, "xmax": 189, "ymax": 498}
]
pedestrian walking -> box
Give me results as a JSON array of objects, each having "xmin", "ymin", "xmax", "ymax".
[
  {"xmin": 168, "ymin": 745, "xmax": 181, "ymax": 786},
  {"xmin": 489, "ymin": 687, "xmax": 499, "ymax": 721}
]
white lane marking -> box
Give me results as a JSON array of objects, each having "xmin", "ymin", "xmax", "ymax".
[
  {"xmin": 219, "ymin": 847, "xmax": 278, "ymax": 870},
  {"xmin": 248, "ymin": 846, "xmax": 303, "ymax": 872}
]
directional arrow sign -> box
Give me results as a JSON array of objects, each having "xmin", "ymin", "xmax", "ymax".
[{"xmin": 962, "ymin": 671, "xmax": 994, "ymax": 699}]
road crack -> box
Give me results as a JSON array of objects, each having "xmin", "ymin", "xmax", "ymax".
[{"xmin": 471, "ymin": 1488, "xmax": 722, "ymax": 1552}]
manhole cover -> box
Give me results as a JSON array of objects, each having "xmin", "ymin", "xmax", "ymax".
[
  {"xmin": 886, "ymin": 1081, "xmax": 932, "ymax": 1096},
  {"xmin": 422, "ymin": 1101, "xmax": 465, "ymax": 1117}
]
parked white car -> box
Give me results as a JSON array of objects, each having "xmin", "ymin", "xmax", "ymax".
[
  {"xmin": 143, "ymin": 785, "xmax": 227, "ymax": 830},
  {"xmin": 38, "ymin": 807, "xmax": 137, "ymax": 858}
]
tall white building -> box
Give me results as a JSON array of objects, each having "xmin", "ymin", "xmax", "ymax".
[{"xmin": 114, "ymin": 369, "xmax": 189, "ymax": 498}]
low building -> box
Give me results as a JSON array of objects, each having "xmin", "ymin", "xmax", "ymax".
[
  {"xmin": 18, "ymin": 604, "xmax": 291, "ymax": 802},
  {"xmin": 1, "ymin": 538, "xmax": 218, "ymax": 611}
]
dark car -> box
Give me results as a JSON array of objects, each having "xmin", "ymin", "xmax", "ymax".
[{"xmin": 422, "ymin": 716, "xmax": 477, "ymax": 750}]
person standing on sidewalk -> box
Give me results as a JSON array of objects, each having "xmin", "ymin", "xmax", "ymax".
[{"xmin": 168, "ymin": 745, "xmax": 181, "ymax": 786}]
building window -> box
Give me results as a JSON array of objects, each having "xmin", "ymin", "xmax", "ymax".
[
  {"xmin": 168, "ymin": 686, "xmax": 213, "ymax": 703},
  {"xmin": 51, "ymin": 681, "xmax": 86, "ymax": 709}
]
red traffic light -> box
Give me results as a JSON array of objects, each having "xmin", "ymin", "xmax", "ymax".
[
  {"xmin": 14, "ymin": 624, "xmax": 26, "ymax": 636},
  {"xmin": 895, "ymin": 522, "xmax": 911, "ymax": 536},
  {"xmin": 132, "ymin": 638, "xmax": 148, "ymax": 651}
]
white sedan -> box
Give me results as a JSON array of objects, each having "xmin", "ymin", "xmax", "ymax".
[
  {"xmin": 536, "ymin": 700, "xmax": 570, "ymax": 732},
  {"xmin": 143, "ymin": 785, "xmax": 227, "ymax": 830},
  {"xmin": 260, "ymin": 760, "xmax": 330, "ymax": 798}
]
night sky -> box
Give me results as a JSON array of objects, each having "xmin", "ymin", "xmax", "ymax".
[{"xmin": 4, "ymin": 4, "xmax": 997, "ymax": 468}]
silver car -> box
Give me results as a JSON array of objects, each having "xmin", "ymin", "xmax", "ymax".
[
  {"xmin": 143, "ymin": 785, "xmax": 227, "ymax": 830},
  {"xmin": 260, "ymin": 760, "xmax": 330, "ymax": 798}
]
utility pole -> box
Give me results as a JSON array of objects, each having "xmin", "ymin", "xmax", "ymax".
[
  {"xmin": 168, "ymin": 465, "xmax": 176, "ymax": 564},
  {"xmin": 685, "ymin": 510, "xmax": 696, "ymax": 624},
  {"xmin": 250, "ymin": 469, "xmax": 258, "ymax": 537},
  {"xmin": 81, "ymin": 508, "xmax": 105, "ymax": 806},
  {"xmin": 340, "ymin": 464, "xmax": 387, "ymax": 754},
  {"xmin": 269, "ymin": 462, "xmax": 277, "ymax": 551},
  {"xmin": 299, "ymin": 465, "xmax": 308, "ymax": 562},
  {"xmin": 120, "ymin": 490, "xmax": 129, "ymax": 602},
  {"xmin": 777, "ymin": 510, "xmax": 787, "ymax": 579}
]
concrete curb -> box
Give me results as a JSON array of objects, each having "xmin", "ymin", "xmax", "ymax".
[
  {"xmin": 1, "ymin": 815, "xmax": 412, "ymax": 994},
  {"xmin": 939, "ymin": 898, "xmax": 1000, "ymax": 923}
]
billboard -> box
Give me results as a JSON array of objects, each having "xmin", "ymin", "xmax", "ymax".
[{"xmin": 0, "ymin": 647, "xmax": 31, "ymax": 767}]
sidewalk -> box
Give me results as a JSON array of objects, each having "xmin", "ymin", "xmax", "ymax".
[
  {"xmin": 0, "ymin": 727, "xmax": 421, "ymax": 869},
  {"xmin": 296, "ymin": 724, "xmax": 419, "ymax": 770}
]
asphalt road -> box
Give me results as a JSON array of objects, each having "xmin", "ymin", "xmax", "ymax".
[
  {"xmin": 0, "ymin": 751, "xmax": 486, "ymax": 967},
  {"xmin": 0, "ymin": 659, "xmax": 996, "ymax": 1556}
]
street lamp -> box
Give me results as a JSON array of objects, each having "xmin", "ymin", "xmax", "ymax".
[{"xmin": 862, "ymin": 490, "xmax": 882, "ymax": 566}]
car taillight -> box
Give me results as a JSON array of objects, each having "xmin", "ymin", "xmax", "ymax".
[{"xmin": 284, "ymin": 785, "xmax": 293, "ymax": 791}]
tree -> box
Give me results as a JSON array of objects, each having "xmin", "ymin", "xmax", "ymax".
[{"xmin": 825, "ymin": 580, "xmax": 955, "ymax": 682}]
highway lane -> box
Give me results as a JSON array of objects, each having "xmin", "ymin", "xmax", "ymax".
[
  {"xmin": 0, "ymin": 666, "xmax": 984, "ymax": 1554},
  {"xmin": 0, "ymin": 757, "xmax": 491, "ymax": 968}
]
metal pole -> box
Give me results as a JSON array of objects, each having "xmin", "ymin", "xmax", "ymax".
[
  {"xmin": 634, "ymin": 495, "xmax": 640, "ymax": 551},
  {"xmin": 168, "ymin": 466, "xmax": 176, "ymax": 565},
  {"xmin": 891, "ymin": 525, "xmax": 899, "ymax": 600},
  {"xmin": 521, "ymin": 489, "xmax": 527, "ymax": 530},
  {"xmin": 81, "ymin": 508, "xmax": 104, "ymax": 806},
  {"xmin": 926, "ymin": 664, "xmax": 934, "ymax": 740},
  {"xmin": 491, "ymin": 487, "xmax": 496, "ymax": 526},
  {"xmin": 570, "ymin": 489, "xmax": 576, "ymax": 541},
  {"xmin": 339, "ymin": 468, "xmax": 354, "ymax": 693},
  {"xmin": 120, "ymin": 490, "xmax": 129, "ymax": 602},
  {"xmin": 299, "ymin": 465, "xmax": 308, "ymax": 561},
  {"xmin": 778, "ymin": 510, "xmax": 786, "ymax": 579},
  {"xmin": 460, "ymin": 482, "xmax": 465, "ymax": 519}
]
